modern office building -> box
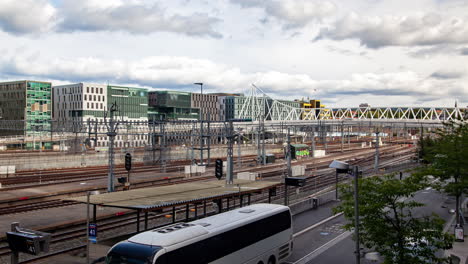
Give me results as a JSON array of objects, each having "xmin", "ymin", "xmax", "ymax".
[
  {"xmin": 53, "ymin": 83, "xmax": 149, "ymax": 148},
  {"xmin": 148, "ymin": 91, "xmax": 199, "ymax": 121},
  {"xmin": 53, "ymin": 83, "xmax": 108, "ymax": 122},
  {"xmin": 0, "ymin": 80, "xmax": 52, "ymax": 142},
  {"xmin": 210, "ymin": 93, "xmax": 243, "ymax": 121},
  {"xmin": 191, "ymin": 93, "xmax": 221, "ymax": 121},
  {"xmin": 107, "ymin": 85, "xmax": 148, "ymax": 120}
]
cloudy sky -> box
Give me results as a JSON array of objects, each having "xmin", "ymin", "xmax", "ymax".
[{"xmin": 0, "ymin": 0, "xmax": 467, "ymax": 107}]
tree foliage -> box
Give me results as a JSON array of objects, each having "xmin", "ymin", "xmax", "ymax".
[
  {"xmin": 335, "ymin": 174, "xmax": 453, "ymax": 264},
  {"xmin": 417, "ymin": 121, "xmax": 468, "ymax": 223}
]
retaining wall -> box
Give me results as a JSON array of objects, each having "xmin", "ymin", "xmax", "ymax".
[{"xmin": 289, "ymin": 190, "xmax": 335, "ymax": 216}]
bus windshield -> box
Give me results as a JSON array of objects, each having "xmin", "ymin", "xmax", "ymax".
[{"xmin": 106, "ymin": 241, "xmax": 162, "ymax": 264}]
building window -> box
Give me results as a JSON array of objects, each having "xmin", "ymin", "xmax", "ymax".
[
  {"xmin": 87, "ymin": 87, "xmax": 89, "ymax": 93},
  {"xmin": 100, "ymin": 88, "xmax": 103, "ymax": 94},
  {"xmin": 92, "ymin": 87, "xmax": 94, "ymax": 93}
]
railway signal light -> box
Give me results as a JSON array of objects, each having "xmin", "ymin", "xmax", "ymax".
[
  {"xmin": 125, "ymin": 153, "xmax": 132, "ymax": 171},
  {"xmin": 215, "ymin": 159, "xmax": 223, "ymax": 180}
]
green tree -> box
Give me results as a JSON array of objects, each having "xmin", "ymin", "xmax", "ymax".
[
  {"xmin": 335, "ymin": 175, "xmax": 453, "ymax": 264},
  {"xmin": 417, "ymin": 120, "xmax": 468, "ymax": 225}
]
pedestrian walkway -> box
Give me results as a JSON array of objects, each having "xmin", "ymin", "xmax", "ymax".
[{"xmin": 446, "ymin": 238, "xmax": 468, "ymax": 264}]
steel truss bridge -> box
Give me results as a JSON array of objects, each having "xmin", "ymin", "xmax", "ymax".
[{"xmin": 238, "ymin": 85, "xmax": 467, "ymax": 122}]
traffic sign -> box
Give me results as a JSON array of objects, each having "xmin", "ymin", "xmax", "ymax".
[
  {"xmin": 215, "ymin": 159, "xmax": 223, "ymax": 180},
  {"xmin": 125, "ymin": 153, "xmax": 132, "ymax": 171},
  {"xmin": 89, "ymin": 223, "xmax": 97, "ymax": 243}
]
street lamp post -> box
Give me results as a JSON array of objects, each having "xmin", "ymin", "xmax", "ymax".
[
  {"xmin": 194, "ymin": 82, "xmax": 203, "ymax": 120},
  {"xmin": 329, "ymin": 160, "xmax": 361, "ymax": 264},
  {"xmin": 352, "ymin": 165, "xmax": 361, "ymax": 264}
]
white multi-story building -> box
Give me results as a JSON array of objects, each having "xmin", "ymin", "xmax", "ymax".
[
  {"xmin": 53, "ymin": 83, "xmax": 107, "ymax": 122},
  {"xmin": 52, "ymin": 83, "xmax": 149, "ymax": 148}
]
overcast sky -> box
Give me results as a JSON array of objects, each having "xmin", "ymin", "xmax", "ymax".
[{"xmin": 0, "ymin": 0, "xmax": 467, "ymax": 107}]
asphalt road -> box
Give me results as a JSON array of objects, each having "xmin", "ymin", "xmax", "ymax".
[{"xmin": 288, "ymin": 187, "xmax": 455, "ymax": 264}]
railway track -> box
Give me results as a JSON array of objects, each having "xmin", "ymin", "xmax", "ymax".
[
  {"xmin": 0, "ymin": 155, "xmax": 260, "ymax": 188},
  {"xmin": 0, "ymin": 150, "xmax": 417, "ymax": 263},
  {"xmin": 0, "ymin": 145, "xmax": 414, "ymax": 213}
]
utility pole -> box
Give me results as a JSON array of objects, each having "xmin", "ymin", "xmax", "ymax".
[
  {"xmin": 200, "ymin": 119, "xmax": 204, "ymax": 165},
  {"xmin": 86, "ymin": 192, "xmax": 90, "ymax": 264},
  {"xmin": 159, "ymin": 119, "xmax": 167, "ymax": 173},
  {"xmin": 348, "ymin": 125, "xmax": 351, "ymax": 148},
  {"xmin": 311, "ymin": 126, "xmax": 316, "ymax": 158},
  {"xmin": 256, "ymin": 128, "xmax": 261, "ymax": 165},
  {"xmin": 207, "ymin": 112, "xmax": 211, "ymax": 165},
  {"xmin": 419, "ymin": 124, "xmax": 424, "ymax": 162},
  {"xmin": 261, "ymin": 115, "xmax": 266, "ymax": 166},
  {"xmin": 286, "ymin": 127, "xmax": 292, "ymax": 178},
  {"xmin": 105, "ymin": 103, "xmax": 119, "ymax": 193},
  {"xmin": 226, "ymin": 120, "xmax": 234, "ymax": 185},
  {"xmin": 237, "ymin": 131, "xmax": 242, "ymax": 169},
  {"xmin": 341, "ymin": 121, "xmax": 344, "ymax": 153},
  {"xmin": 374, "ymin": 131, "xmax": 380, "ymax": 173}
]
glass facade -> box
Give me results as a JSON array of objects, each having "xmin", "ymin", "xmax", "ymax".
[
  {"xmin": 148, "ymin": 91, "xmax": 199, "ymax": 120},
  {"xmin": 0, "ymin": 80, "xmax": 52, "ymax": 137},
  {"xmin": 107, "ymin": 85, "xmax": 148, "ymax": 119},
  {"xmin": 25, "ymin": 81, "xmax": 52, "ymax": 135}
]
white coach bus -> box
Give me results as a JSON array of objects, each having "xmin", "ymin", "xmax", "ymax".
[{"xmin": 106, "ymin": 203, "xmax": 293, "ymax": 264}]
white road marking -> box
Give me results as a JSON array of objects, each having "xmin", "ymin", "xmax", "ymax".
[
  {"xmin": 293, "ymin": 231, "xmax": 352, "ymax": 264},
  {"xmin": 293, "ymin": 212, "xmax": 343, "ymax": 238}
]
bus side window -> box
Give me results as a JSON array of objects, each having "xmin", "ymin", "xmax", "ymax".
[{"xmin": 154, "ymin": 254, "xmax": 167, "ymax": 264}]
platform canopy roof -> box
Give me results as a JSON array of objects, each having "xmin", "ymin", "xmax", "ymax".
[{"xmin": 65, "ymin": 179, "xmax": 280, "ymax": 211}]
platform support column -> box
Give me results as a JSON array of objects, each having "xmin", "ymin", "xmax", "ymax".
[
  {"xmin": 218, "ymin": 199, "xmax": 223, "ymax": 213},
  {"xmin": 227, "ymin": 198, "xmax": 230, "ymax": 211},
  {"xmin": 239, "ymin": 195, "xmax": 243, "ymax": 207},
  {"xmin": 93, "ymin": 205, "xmax": 97, "ymax": 224},
  {"xmin": 185, "ymin": 204, "xmax": 189, "ymax": 221},
  {"xmin": 172, "ymin": 207, "xmax": 176, "ymax": 223},
  {"xmin": 136, "ymin": 210, "xmax": 140, "ymax": 233},
  {"xmin": 248, "ymin": 194, "xmax": 251, "ymax": 205},
  {"xmin": 203, "ymin": 200, "xmax": 207, "ymax": 217},
  {"xmin": 194, "ymin": 204, "xmax": 198, "ymax": 219},
  {"xmin": 144, "ymin": 212, "xmax": 148, "ymax": 230}
]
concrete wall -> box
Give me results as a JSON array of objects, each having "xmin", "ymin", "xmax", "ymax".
[
  {"xmin": 0, "ymin": 145, "xmax": 283, "ymax": 171},
  {"xmin": 289, "ymin": 190, "xmax": 335, "ymax": 216}
]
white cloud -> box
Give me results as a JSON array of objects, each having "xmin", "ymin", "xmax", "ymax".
[
  {"xmin": 430, "ymin": 69, "xmax": 466, "ymax": 79},
  {"xmin": 0, "ymin": 0, "xmax": 56, "ymax": 35},
  {"xmin": 57, "ymin": 0, "xmax": 223, "ymax": 38},
  {"xmin": 232, "ymin": 0, "xmax": 337, "ymax": 28},
  {"xmin": 0, "ymin": 0, "xmax": 222, "ymax": 38},
  {"xmin": 1, "ymin": 52, "xmax": 466, "ymax": 107},
  {"xmin": 315, "ymin": 12, "xmax": 468, "ymax": 48}
]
